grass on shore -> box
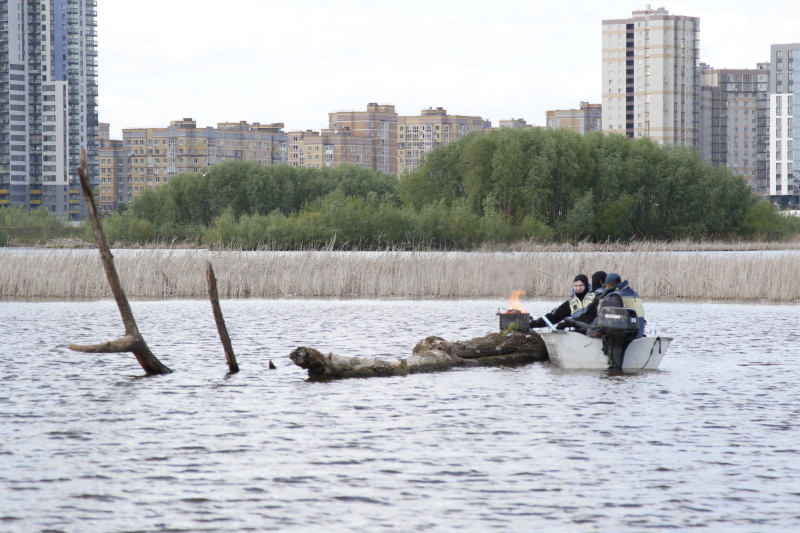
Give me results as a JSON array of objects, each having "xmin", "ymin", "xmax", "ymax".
[{"xmin": 1, "ymin": 246, "xmax": 798, "ymax": 303}]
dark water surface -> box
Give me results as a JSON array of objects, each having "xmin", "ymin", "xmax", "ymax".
[{"xmin": 2, "ymin": 298, "xmax": 800, "ymax": 532}]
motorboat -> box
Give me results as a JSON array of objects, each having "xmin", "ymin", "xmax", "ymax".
[
  {"xmin": 541, "ymin": 330, "xmax": 671, "ymax": 370},
  {"xmin": 539, "ymin": 307, "xmax": 671, "ymax": 370}
]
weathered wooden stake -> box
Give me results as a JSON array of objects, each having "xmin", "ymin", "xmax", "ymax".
[
  {"xmin": 68, "ymin": 149, "xmax": 172, "ymax": 375},
  {"xmin": 206, "ymin": 261, "xmax": 239, "ymax": 373}
]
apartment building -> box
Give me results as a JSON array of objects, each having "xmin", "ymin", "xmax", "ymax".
[
  {"xmin": 290, "ymin": 129, "xmax": 383, "ymax": 170},
  {"xmin": 97, "ymin": 123, "xmax": 125, "ymax": 213},
  {"xmin": 546, "ymin": 102, "xmax": 602, "ymax": 134},
  {"xmin": 769, "ymin": 43, "xmax": 799, "ymax": 207},
  {"xmin": 602, "ymin": 7, "xmax": 700, "ymax": 146},
  {"xmin": 0, "ymin": 0, "xmax": 99, "ymax": 219},
  {"xmin": 122, "ymin": 118, "xmax": 288, "ymax": 202},
  {"xmin": 699, "ymin": 64, "xmax": 770, "ymax": 198},
  {"xmin": 398, "ymin": 107, "xmax": 489, "ymax": 174},
  {"xmin": 499, "ymin": 119, "xmax": 530, "ymax": 129},
  {"xmin": 327, "ymin": 103, "xmax": 398, "ymax": 174}
]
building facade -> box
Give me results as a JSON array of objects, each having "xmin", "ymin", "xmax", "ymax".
[
  {"xmin": 121, "ymin": 118, "xmax": 287, "ymax": 203},
  {"xmin": 699, "ymin": 64, "xmax": 770, "ymax": 198},
  {"xmin": 0, "ymin": 0, "xmax": 98, "ymax": 218},
  {"xmin": 602, "ymin": 7, "xmax": 700, "ymax": 146},
  {"xmin": 499, "ymin": 118, "xmax": 530, "ymax": 129},
  {"xmin": 546, "ymin": 102, "xmax": 602, "ymax": 134},
  {"xmin": 397, "ymin": 107, "xmax": 489, "ymax": 174},
  {"xmin": 97, "ymin": 123, "xmax": 125, "ymax": 214},
  {"xmin": 288, "ymin": 129, "xmax": 380, "ymax": 170},
  {"xmin": 328, "ymin": 103, "xmax": 398, "ymax": 175},
  {"xmin": 769, "ymin": 43, "xmax": 799, "ymax": 207}
]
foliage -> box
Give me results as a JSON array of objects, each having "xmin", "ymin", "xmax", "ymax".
[
  {"xmin": 91, "ymin": 128, "xmax": 797, "ymax": 248},
  {"xmin": 0, "ymin": 206, "xmax": 81, "ymax": 244}
]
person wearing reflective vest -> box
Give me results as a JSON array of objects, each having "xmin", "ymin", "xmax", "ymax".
[
  {"xmin": 530, "ymin": 274, "xmax": 595, "ymax": 329},
  {"xmin": 596, "ymin": 273, "xmax": 646, "ymax": 338}
]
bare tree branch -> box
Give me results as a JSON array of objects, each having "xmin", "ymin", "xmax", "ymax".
[{"xmin": 68, "ymin": 149, "xmax": 172, "ymax": 375}]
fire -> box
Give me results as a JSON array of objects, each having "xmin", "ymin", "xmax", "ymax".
[{"xmin": 505, "ymin": 290, "xmax": 528, "ymax": 314}]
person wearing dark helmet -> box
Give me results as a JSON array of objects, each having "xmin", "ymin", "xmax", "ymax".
[
  {"xmin": 594, "ymin": 273, "xmax": 647, "ymax": 338},
  {"xmin": 530, "ymin": 274, "xmax": 595, "ymax": 329}
]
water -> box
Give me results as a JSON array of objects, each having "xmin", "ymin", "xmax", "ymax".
[{"xmin": 2, "ymin": 298, "xmax": 800, "ymax": 532}]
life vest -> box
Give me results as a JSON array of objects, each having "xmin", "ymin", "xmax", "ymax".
[
  {"xmin": 568, "ymin": 291, "xmax": 595, "ymax": 316},
  {"xmin": 599, "ymin": 281, "xmax": 646, "ymax": 337}
]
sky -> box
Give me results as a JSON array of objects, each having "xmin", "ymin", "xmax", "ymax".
[{"xmin": 97, "ymin": 0, "xmax": 800, "ymax": 139}]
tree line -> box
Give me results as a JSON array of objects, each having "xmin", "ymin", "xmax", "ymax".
[{"xmin": 3, "ymin": 128, "xmax": 797, "ymax": 248}]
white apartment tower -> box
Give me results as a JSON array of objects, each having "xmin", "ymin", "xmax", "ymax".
[
  {"xmin": 0, "ymin": 0, "xmax": 98, "ymax": 219},
  {"xmin": 769, "ymin": 43, "xmax": 799, "ymax": 208},
  {"xmin": 602, "ymin": 6, "xmax": 700, "ymax": 146}
]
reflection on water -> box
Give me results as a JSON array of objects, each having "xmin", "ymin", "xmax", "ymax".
[{"xmin": 2, "ymin": 298, "xmax": 800, "ymax": 532}]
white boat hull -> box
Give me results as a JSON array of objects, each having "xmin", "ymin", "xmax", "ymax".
[{"xmin": 542, "ymin": 331, "xmax": 671, "ymax": 370}]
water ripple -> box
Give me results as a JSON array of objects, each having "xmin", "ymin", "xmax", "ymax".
[{"xmin": 2, "ymin": 299, "xmax": 800, "ymax": 531}]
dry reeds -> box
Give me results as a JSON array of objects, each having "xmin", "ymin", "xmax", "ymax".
[{"xmin": 1, "ymin": 248, "xmax": 799, "ymax": 302}]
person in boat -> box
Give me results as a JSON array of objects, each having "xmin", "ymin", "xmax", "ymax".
[
  {"xmin": 530, "ymin": 274, "xmax": 595, "ymax": 329},
  {"xmin": 590, "ymin": 271, "xmax": 607, "ymax": 295},
  {"xmin": 580, "ymin": 273, "xmax": 647, "ymax": 338}
]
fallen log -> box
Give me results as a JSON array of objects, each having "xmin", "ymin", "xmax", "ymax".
[{"xmin": 290, "ymin": 330, "xmax": 547, "ymax": 379}]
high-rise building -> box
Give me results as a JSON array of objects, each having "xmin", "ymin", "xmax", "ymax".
[
  {"xmin": 546, "ymin": 102, "xmax": 602, "ymax": 134},
  {"xmin": 0, "ymin": 0, "xmax": 99, "ymax": 219},
  {"xmin": 769, "ymin": 43, "xmax": 799, "ymax": 208},
  {"xmin": 397, "ymin": 107, "xmax": 489, "ymax": 174},
  {"xmin": 602, "ymin": 7, "xmax": 700, "ymax": 146},
  {"xmin": 699, "ymin": 63, "xmax": 770, "ymax": 198}
]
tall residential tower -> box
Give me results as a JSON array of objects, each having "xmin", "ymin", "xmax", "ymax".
[
  {"xmin": 0, "ymin": 0, "xmax": 98, "ymax": 218},
  {"xmin": 699, "ymin": 63, "xmax": 770, "ymax": 198},
  {"xmin": 769, "ymin": 43, "xmax": 799, "ymax": 207},
  {"xmin": 602, "ymin": 6, "xmax": 700, "ymax": 146}
]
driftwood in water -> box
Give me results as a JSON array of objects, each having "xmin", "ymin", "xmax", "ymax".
[
  {"xmin": 67, "ymin": 150, "xmax": 172, "ymax": 375},
  {"xmin": 206, "ymin": 261, "xmax": 239, "ymax": 373},
  {"xmin": 290, "ymin": 330, "xmax": 546, "ymax": 379}
]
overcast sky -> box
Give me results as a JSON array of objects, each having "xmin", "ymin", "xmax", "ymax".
[{"xmin": 97, "ymin": 0, "xmax": 800, "ymax": 138}]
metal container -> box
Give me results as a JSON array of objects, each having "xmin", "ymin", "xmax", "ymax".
[{"xmin": 498, "ymin": 312, "xmax": 530, "ymax": 332}]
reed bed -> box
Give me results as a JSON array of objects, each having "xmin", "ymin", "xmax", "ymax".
[
  {"xmin": 510, "ymin": 237, "xmax": 800, "ymax": 253},
  {"xmin": 1, "ymin": 248, "xmax": 799, "ymax": 303}
]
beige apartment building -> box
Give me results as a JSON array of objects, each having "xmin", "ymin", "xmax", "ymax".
[
  {"xmin": 287, "ymin": 103, "xmax": 399, "ymax": 174},
  {"xmin": 328, "ymin": 103, "xmax": 399, "ymax": 175},
  {"xmin": 546, "ymin": 102, "xmax": 602, "ymax": 134},
  {"xmin": 602, "ymin": 7, "xmax": 700, "ymax": 146},
  {"xmin": 122, "ymin": 119, "xmax": 288, "ymax": 201},
  {"xmin": 499, "ymin": 119, "xmax": 531, "ymax": 129},
  {"xmin": 97, "ymin": 123, "xmax": 125, "ymax": 214},
  {"xmin": 398, "ymin": 107, "xmax": 489, "ymax": 174}
]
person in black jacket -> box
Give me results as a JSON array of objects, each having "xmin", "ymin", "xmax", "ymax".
[
  {"xmin": 590, "ymin": 271, "xmax": 607, "ymax": 296},
  {"xmin": 530, "ymin": 274, "xmax": 594, "ymax": 329}
]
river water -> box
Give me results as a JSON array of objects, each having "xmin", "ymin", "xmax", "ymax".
[{"xmin": 2, "ymin": 298, "xmax": 800, "ymax": 532}]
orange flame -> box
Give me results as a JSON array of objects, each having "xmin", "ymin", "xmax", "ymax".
[{"xmin": 505, "ymin": 290, "xmax": 528, "ymax": 313}]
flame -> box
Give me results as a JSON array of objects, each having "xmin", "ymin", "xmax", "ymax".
[{"xmin": 505, "ymin": 290, "xmax": 528, "ymax": 313}]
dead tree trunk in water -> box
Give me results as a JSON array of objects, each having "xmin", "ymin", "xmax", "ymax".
[
  {"xmin": 290, "ymin": 330, "xmax": 546, "ymax": 380},
  {"xmin": 67, "ymin": 149, "xmax": 172, "ymax": 375},
  {"xmin": 206, "ymin": 261, "xmax": 239, "ymax": 373}
]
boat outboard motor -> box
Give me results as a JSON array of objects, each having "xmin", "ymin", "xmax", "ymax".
[{"xmin": 595, "ymin": 307, "xmax": 641, "ymax": 369}]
